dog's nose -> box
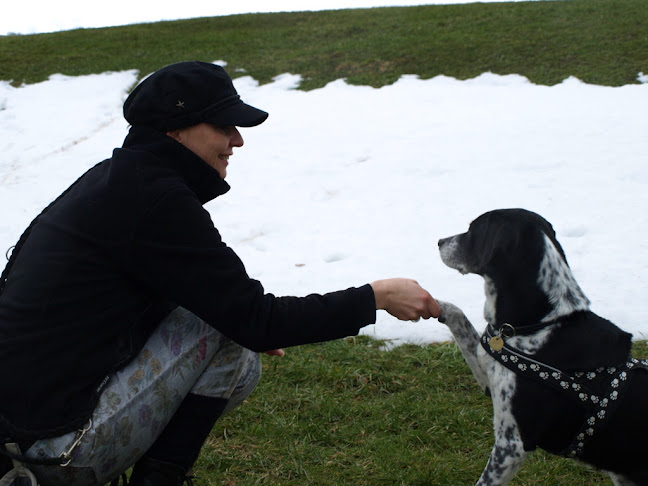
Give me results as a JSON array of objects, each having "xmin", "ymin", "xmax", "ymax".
[{"xmin": 438, "ymin": 237, "xmax": 448, "ymax": 247}]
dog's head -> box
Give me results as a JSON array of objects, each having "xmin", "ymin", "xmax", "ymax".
[
  {"xmin": 439, "ymin": 209, "xmax": 588, "ymax": 325},
  {"xmin": 438, "ymin": 209, "xmax": 564, "ymax": 276}
]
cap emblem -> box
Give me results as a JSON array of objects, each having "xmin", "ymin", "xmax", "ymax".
[{"xmin": 175, "ymin": 100, "xmax": 185, "ymax": 110}]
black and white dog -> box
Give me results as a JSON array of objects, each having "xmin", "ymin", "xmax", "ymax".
[{"xmin": 437, "ymin": 208, "xmax": 648, "ymax": 486}]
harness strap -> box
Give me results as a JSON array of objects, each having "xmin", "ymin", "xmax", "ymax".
[
  {"xmin": 481, "ymin": 327, "xmax": 597, "ymax": 400},
  {"xmin": 480, "ymin": 327, "xmax": 648, "ymax": 458},
  {"xmin": 562, "ymin": 359, "xmax": 648, "ymax": 457}
]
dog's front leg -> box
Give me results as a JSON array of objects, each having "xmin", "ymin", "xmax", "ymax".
[
  {"xmin": 438, "ymin": 301, "xmax": 490, "ymax": 393},
  {"xmin": 475, "ymin": 375, "xmax": 528, "ymax": 486},
  {"xmin": 476, "ymin": 440, "xmax": 527, "ymax": 486},
  {"xmin": 608, "ymin": 472, "xmax": 642, "ymax": 486}
]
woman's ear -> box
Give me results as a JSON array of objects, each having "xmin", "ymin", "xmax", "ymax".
[{"xmin": 166, "ymin": 129, "xmax": 181, "ymax": 142}]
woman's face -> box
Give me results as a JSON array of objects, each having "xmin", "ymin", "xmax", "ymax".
[{"xmin": 167, "ymin": 122, "xmax": 244, "ymax": 178}]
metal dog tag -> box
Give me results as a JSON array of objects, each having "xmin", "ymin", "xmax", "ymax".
[{"xmin": 489, "ymin": 336, "xmax": 504, "ymax": 352}]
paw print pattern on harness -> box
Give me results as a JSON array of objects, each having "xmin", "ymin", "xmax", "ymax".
[{"xmin": 480, "ymin": 328, "xmax": 648, "ymax": 458}]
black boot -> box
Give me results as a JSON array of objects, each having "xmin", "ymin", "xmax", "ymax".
[
  {"xmin": 127, "ymin": 394, "xmax": 228, "ymax": 486},
  {"xmin": 127, "ymin": 456, "xmax": 195, "ymax": 486},
  {"xmin": 145, "ymin": 394, "xmax": 228, "ymax": 471}
]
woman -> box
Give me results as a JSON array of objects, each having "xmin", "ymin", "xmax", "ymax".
[{"xmin": 0, "ymin": 61, "xmax": 440, "ymax": 486}]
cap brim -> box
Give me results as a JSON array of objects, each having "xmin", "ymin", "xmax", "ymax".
[{"xmin": 205, "ymin": 101, "xmax": 269, "ymax": 128}]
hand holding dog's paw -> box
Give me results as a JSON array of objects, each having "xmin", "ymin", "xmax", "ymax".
[{"xmin": 371, "ymin": 278, "xmax": 441, "ymax": 321}]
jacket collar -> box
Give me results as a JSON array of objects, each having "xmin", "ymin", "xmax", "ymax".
[{"xmin": 121, "ymin": 125, "xmax": 231, "ymax": 204}]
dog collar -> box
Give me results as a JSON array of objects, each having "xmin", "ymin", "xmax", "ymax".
[{"xmin": 486, "ymin": 311, "xmax": 591, "ymax": 339}]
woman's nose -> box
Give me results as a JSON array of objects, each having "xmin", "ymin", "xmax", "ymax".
[{"xmin": 231, "ymin": 127, "xmax": 244, "ymax": 147}]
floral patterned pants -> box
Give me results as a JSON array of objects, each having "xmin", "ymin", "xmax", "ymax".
[{"xmin": 24, "ymin": 307, "xmax": 262, "ymax": 485}]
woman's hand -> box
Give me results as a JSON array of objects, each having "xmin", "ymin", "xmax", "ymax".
[
  {"xmin": 264, "ymin": 349, "xmax": 285, "ymax": 357},
  {"xmin": 371, "ymin": 278, "xmax": 441, "ymax": 321}
]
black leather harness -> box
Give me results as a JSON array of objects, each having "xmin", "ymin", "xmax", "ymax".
[{"xmin": 481, "ymin": 324, "xmax": 648, "ymax": 458}]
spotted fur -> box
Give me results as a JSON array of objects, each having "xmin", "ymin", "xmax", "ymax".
[
  {"xmin": 482, "ymin": 276, "xmax": 497, "ymax": 326},
  {"xmin": 537, "ymin": 234, "xmax": 590, "ymax": 322},
  {"xmin": 437, "ymin": 209, "xmax": 648, "ymax": 486}
]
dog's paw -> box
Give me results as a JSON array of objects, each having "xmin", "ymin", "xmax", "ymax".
[{"xmin": 437, "ymin": 300, "xmax": 466, "ymax": 324}]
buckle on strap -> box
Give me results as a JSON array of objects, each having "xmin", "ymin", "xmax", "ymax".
[{"xmin": 59, "ymin": 419, "xmax": 92, "ymax": 467}]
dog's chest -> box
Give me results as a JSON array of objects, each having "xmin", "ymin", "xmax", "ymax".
[{"xmin": 479, "ymin": 329, "xmax": 554, "ymax": 408}]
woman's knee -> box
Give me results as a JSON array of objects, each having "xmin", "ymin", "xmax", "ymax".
[
  {"xmin": 190, "ymin": 341, "xmax": 262, "ymax": 404},
  {"xmin": 224, "ymin": 351, "xmax": 262, "ymax": 413}
]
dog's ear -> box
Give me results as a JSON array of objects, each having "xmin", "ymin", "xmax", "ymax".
[
  {"xmin": 542, "ymin": 220, "xmax": 570, "ymax": 265},
  {"xmin": 525, "ymin": 211, "xmax": 572, "ymax": 267},
  {"xmin": 468, "ymin": 212, "xmax": 525, "ymax": 273},
  {"xmin": 470, "ymin": 210, "xmax": 555, "ymax": 276}
]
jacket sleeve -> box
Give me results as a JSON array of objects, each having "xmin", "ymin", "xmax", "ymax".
[{"xmin": 130, "ymin": 188, "xmax": 376, "ymax": 352}]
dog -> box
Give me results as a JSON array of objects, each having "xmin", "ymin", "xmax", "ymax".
[{"xmin": 437, "ymin": 208, "xmax": 648, "ymax": 486}]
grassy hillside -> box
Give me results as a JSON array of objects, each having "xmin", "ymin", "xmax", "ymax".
[{"xmin": 1, "ymin": 0, "xmax": 647, "ymax": 89}]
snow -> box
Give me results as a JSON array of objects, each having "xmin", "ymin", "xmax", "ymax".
[{"xmin": 1, "ymin": 63, "xmax": 647, "ymax": 347}]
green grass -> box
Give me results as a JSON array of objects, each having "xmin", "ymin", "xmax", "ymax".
[
  {"xmin": 194, "ymin": 338, "xmax": 648, "ymax": 485},
  {"xmin": 4, "ymin": 1, "xmax": 648, "ymax": 483},
  {"xmin": 1, "ymin": 0, "xmax": 647, "ymax": 89}
]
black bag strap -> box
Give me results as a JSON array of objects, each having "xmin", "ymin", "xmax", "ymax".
[
  {"xmin": 0, "ymin": 161, "xmax": 102, "ymax": 294},
  {"xmin": 0, "ymin": 164, "xmax": 103, "ymax": 467},
  {"xmin": 0, "ymin": 442, "xmax": 65, "ymax": 467},
  {"xmin": 0, "ymin": 443, "xmax": 39, "ymax": 484}
]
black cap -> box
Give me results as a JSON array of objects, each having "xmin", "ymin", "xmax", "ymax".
[{"xmin": 123, "ymin": 61, "xmax": 269, "ymax": 131}]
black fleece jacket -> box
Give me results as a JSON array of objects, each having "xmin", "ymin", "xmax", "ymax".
[{"xmin": 0, "ymin": 126, "xmax": 376, "ymax": 440}]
